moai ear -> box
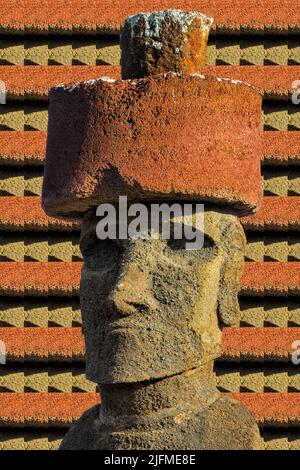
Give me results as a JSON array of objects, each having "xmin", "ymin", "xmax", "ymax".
[{"xmin": 217, "ymin": 221, "xmax": 246, "ymax": 327}]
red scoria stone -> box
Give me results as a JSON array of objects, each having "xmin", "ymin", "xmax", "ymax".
[{"xmin": 42, "ymin": 72, "xmax": 262, "ymax": 219}]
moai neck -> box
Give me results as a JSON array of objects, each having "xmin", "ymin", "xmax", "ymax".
[{"xmin": 98, "ymin": 363, "xmax": 219, "ymax": 424}]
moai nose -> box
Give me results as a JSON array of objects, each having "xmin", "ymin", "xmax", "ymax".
[
  {"xmin": 120, "ymin": 10, "xmax": 213, "ymax": 79},
  {"xmin": 106, "ymin": 263, "xmax": 158, "ymax": 316}
]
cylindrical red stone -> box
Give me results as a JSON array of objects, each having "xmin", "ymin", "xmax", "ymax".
[
  {"xmin": 120, "ymin": 10, "xmax": 213, "ymax": 80},
  {"xmin": 42, "ymin": 73, "xmax": 262, "ymax": 219}
]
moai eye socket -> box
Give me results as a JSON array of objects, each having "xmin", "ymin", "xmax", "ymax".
[
  {"xmin": 81, "ymin": 238, "xmax": 123, "ymax": 271},
  {"xmin": 166, "ymin": 233, "xmax": 215, "ymax": 251}
]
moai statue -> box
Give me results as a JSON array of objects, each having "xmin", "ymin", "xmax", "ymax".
[{"xmin": 42, "ymin": 10, "xmax": 264, "ymax": 450}]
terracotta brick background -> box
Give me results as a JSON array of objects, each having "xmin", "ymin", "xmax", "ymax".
[{"xmin": 0, "ymin": 0, "xmax": 299, "ymax": 450}]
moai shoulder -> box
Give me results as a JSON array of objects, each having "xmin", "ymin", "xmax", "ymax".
[{"xmin": 60, "ymin": 396, "xmax": 263, "ymax": 450}]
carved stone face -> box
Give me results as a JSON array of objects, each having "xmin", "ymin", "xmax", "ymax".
[{"xmin": 80, "ymin": 209, "xmax": 246, "ymax": 385}]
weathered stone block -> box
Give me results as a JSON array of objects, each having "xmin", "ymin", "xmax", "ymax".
[{"xmin": 43, "ymin": 73, "xmax": 262, "ymax": 218}]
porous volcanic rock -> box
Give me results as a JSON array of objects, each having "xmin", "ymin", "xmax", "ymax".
[{"xmin": 42, "ymin": 72, "xmax": 262, "ymax": 219}]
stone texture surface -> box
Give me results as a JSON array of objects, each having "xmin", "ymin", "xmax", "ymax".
[
  {"xmin": 43, "ymin": 73, "xmax": 262, "ymax": 218},
  {"xmin": 61, "ymin": 369, "xmax": 262, "ymax": 450},
  {"xmin": 120, "ymin": 10, "xmax": 212, "ymax": 79},
  {"xmin": 2, "ymin": 130, "xmax": 298, "ymax": 166}
]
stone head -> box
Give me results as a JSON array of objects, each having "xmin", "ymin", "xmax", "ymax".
[{"xmin": 79, "ymin": 206, "xmax": 246, "ymax": 384}]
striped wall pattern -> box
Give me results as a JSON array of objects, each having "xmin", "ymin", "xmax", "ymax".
[{"xmin": 0, "ymin": 0, "xmax": 299, "ymax": 450}]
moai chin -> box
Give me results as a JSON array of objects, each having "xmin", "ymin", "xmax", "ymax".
[{"xmin": 42, "ymin": 10, "xmax": 264, "ymax": 450}]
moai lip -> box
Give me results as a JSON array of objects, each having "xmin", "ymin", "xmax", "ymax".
[{"xmin": 120, "ymin": 10, "xmax": 213, "ymax": 79}]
